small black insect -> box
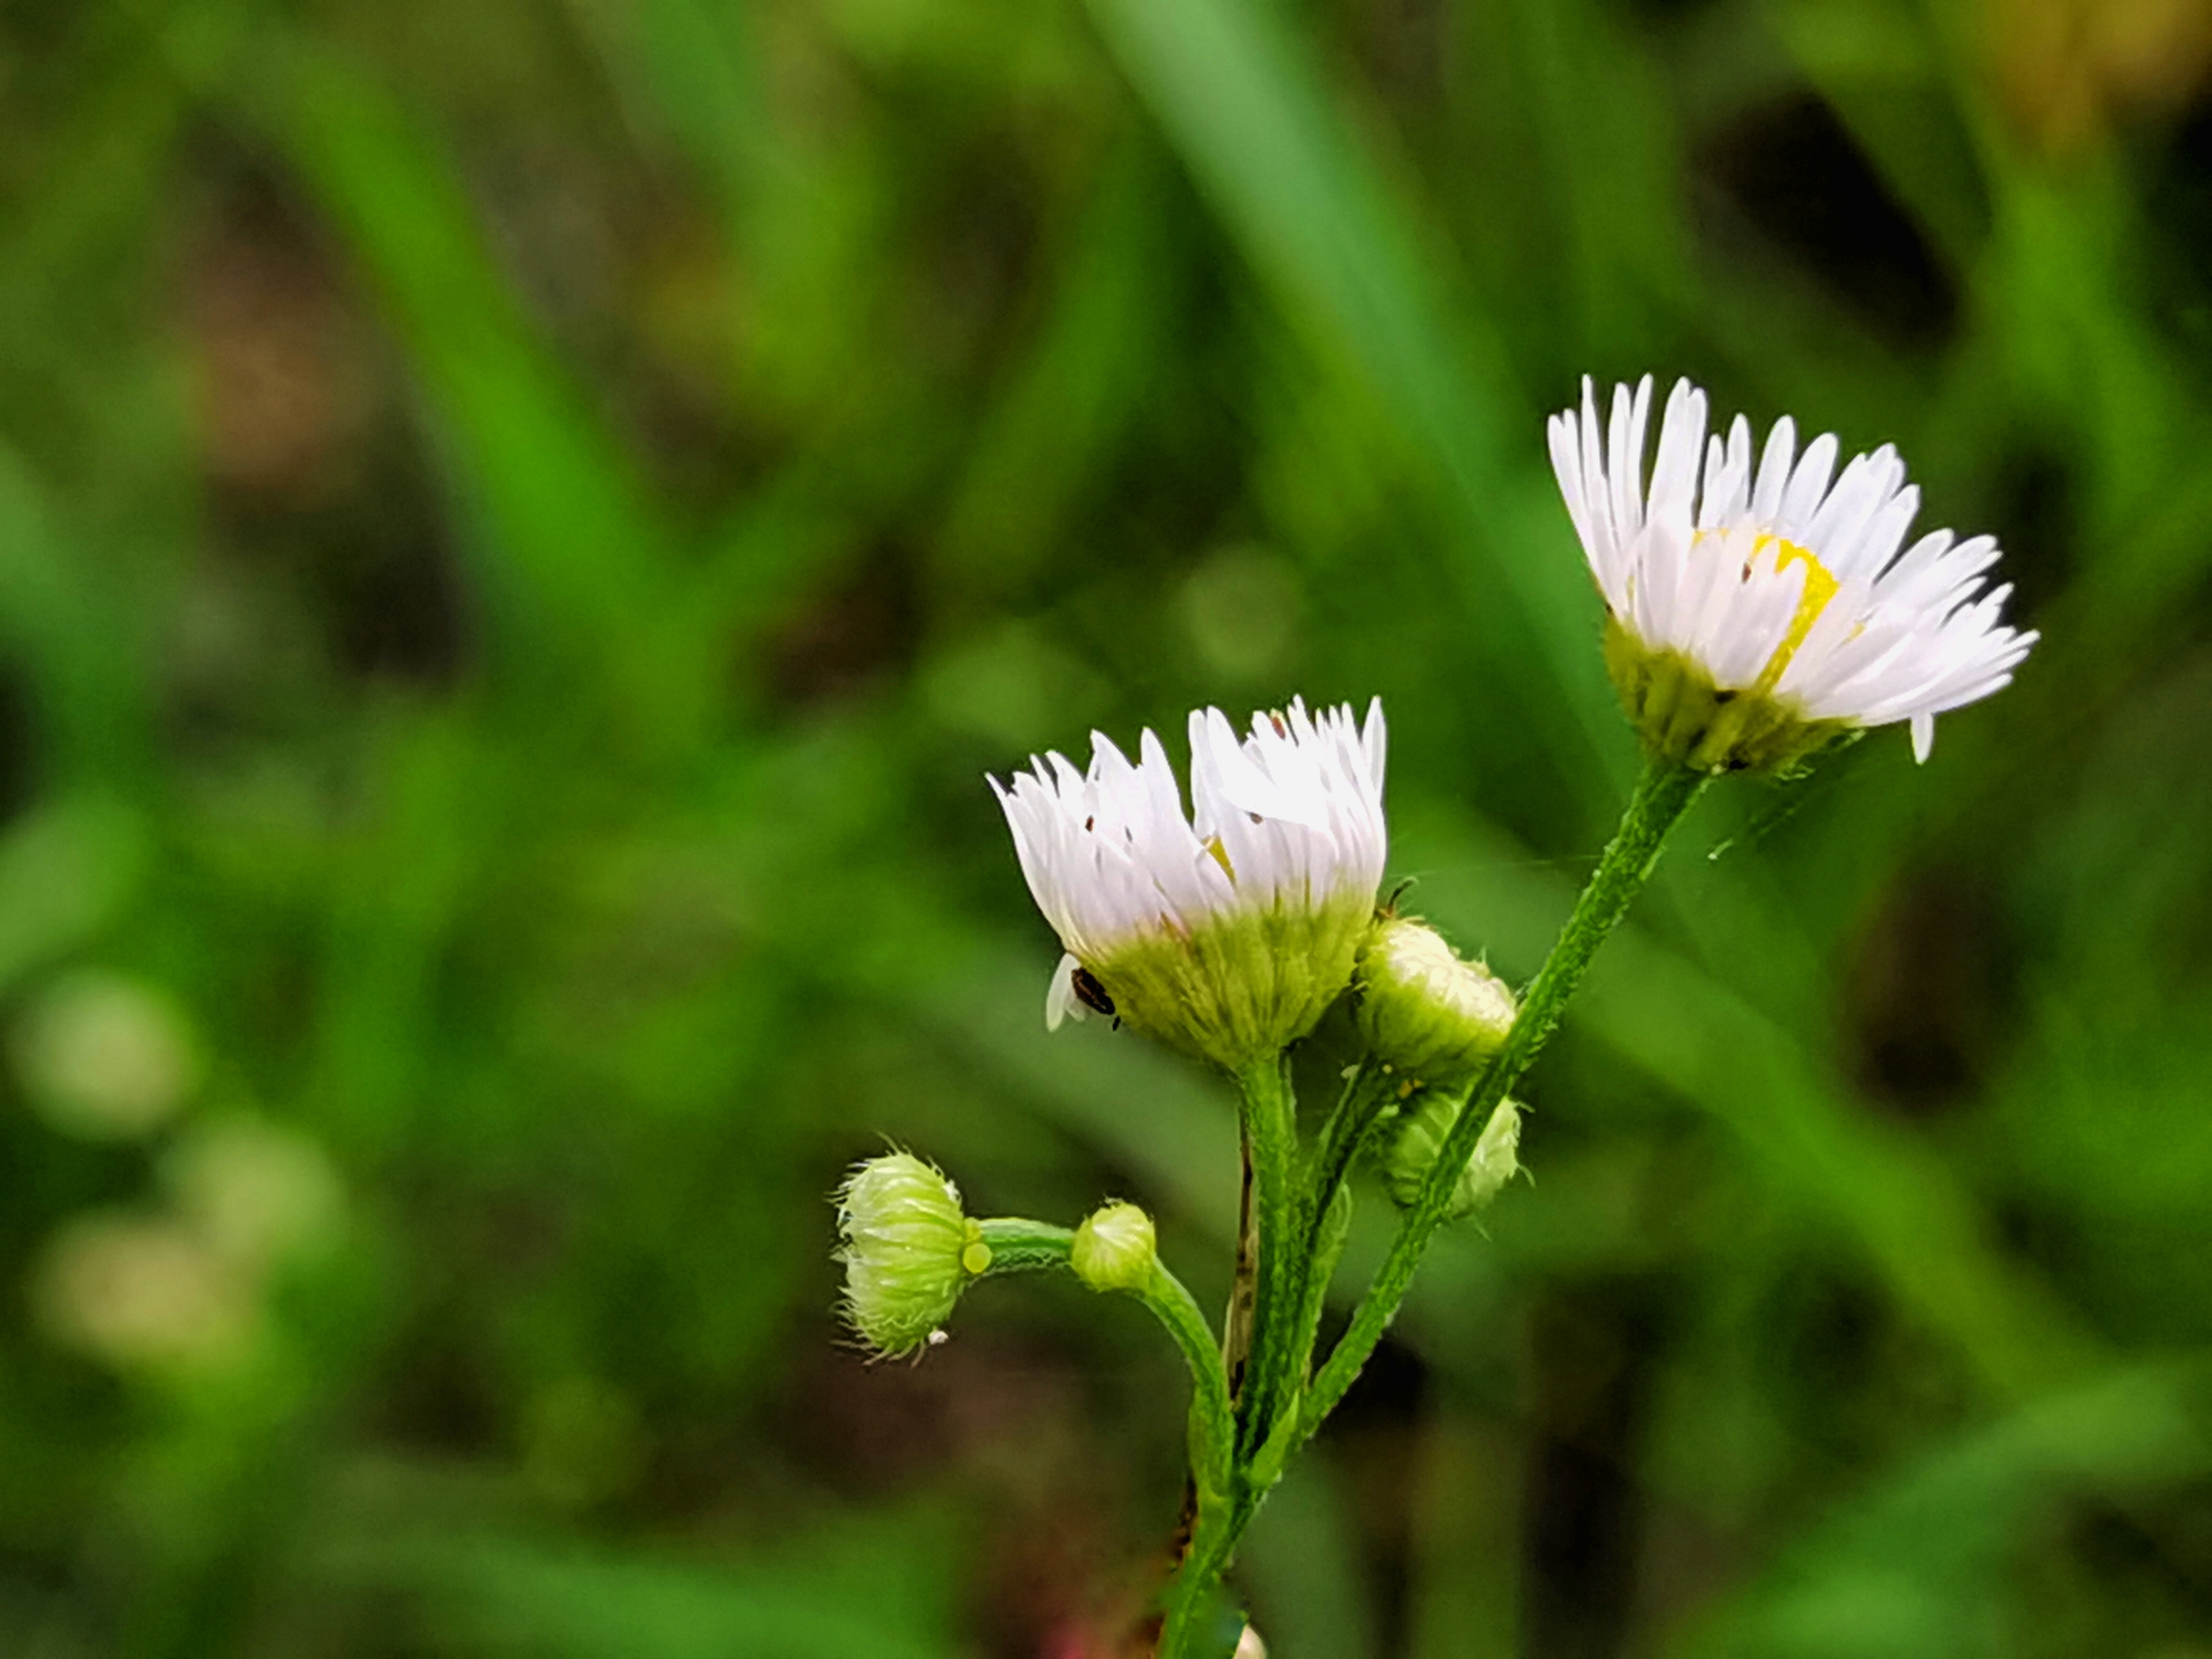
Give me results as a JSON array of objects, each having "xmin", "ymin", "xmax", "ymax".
[{"xmin": 1070, "ymin": 965, "xmax": 1118, "ymax": 1021}]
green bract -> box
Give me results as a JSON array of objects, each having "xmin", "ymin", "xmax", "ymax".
[
  {"xmin": 1088, "ymin": 892, "xmax": 1375, "ymax": 1071},
  {"xmin": 1604, "ymin": 620, "xmax": 1855, "ymax": 776}
]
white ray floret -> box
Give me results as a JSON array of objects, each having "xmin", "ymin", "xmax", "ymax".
[
  {"xmin": 991, "ymin": 698, "xmax": 1388, "ymax": 1065},
  {"xmin": 1548, "ymin": 376, "xmax": 2037, "ymax": 764}
]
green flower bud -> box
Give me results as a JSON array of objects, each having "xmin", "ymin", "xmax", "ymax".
[
  {"xmin": 1356, "ymin": 918, "xmax": 1517, "ymax": 1086},
  {"xmin": 1071, "ymin": 1200, "xmax": 1157, "ymax": 1293},
  {"xmin": 833, "ymin": 1153, "xmax": 988, "ymax": 1356},
  {"xmin": 1381, "ymin": 1094, "xmax": 1522, "ymax": 1220}
]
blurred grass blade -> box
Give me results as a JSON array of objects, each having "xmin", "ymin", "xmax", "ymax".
[
  {"xmin": 1084, "ymin": 0, "xmax": 1624, "ymax": 791},
  {"xmin": 1687, "ymin": 1361, "xmax": 2212, "ymax": 1659},
  {"xmin": 0, "ymin": 446, "xmax": 148, "ymax": 783},
  {"xmin": 338, "ymin": 1518, "xmax": 961, "ymax": 1659},
  {"xmin": 265, "ymin": 48, "xmax": 700, "ymax": 734},
  {"xmin": 0, "ymin": 793, "xmax": 147, "ymax": 993},
  {"xmin": 937, "ymin": 137, "xmax": 1184, "ymax": 594},
  {"xmin": 1395, "ymin": 796, "xmax": 2094, "ymax": 1402},
  {"xmin": 564, "ymin": 0, "xmax": 769, "ymax": 214}
]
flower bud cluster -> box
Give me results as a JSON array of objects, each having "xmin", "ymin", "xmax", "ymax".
[{"xmin": 836, "ymin": 1156, "xmax": 1178, "ymax": 1361}]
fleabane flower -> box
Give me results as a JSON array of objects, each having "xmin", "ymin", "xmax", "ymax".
[
  {"xmin": 1549, "ymin": 376, "xmax": 2037, "ymax": 772},
  {"xmin": 991, "ymin": 698, "xmax": 1388, "ymax": 1070}
]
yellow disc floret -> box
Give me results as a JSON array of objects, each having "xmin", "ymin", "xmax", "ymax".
[
  {"xmin": 1603, "ymin": 531, "xmax": 1855, "ymax": 776},
  {"xmin": 1748, "ymin": 536, "xmax": 1840, "ymax": 693}
]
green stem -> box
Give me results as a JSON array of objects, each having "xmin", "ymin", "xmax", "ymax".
[
  {"xmin": 975, "ymin": 1217, "xmax": 1076, "ymax": 1275},
  {"xmin": 1298, "ymin": 753, "xmax": 1709, "ymax": 1445},
  {"xmin": 977, "ymin": 1217, "xmax": 1230, "ymax": 1492},
  {"xmin": 1156, "ymin": 1064, "xmax": 1415, "ymax": 1651},
  {"xmin": 1157, "ymin": 1059, "xmax": 1301, "ymax": 1657},
  {"xmin": 1302, "ymin": 1059, "xmax": 1396, "ymax": 1245},
  {"xmin": 1159, "ymin": 753, "xmax": 1702, "ymax": 1653},
  {"xmin": 1221, "ymin": 1134, "xmax": 1257, "ymax": 1400},
  {"xmin": 1270, "ymin": 1060, "xmax": 1397, "ymax": 1461},
  {"xmin": 1141, "ymin": 1259, "xmax": 1237, "ymax": 1505},
  {"xmin": 1158, "ymin": 1500, "xmax": 1238, "ymax": 1658},
  {"xmin": 1230, "ymin": 1055, "xmax": 1300, "ymax": 1467}
]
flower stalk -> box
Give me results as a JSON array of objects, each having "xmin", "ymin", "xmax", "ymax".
[
  {"xmin": 975, "ymin": 1216, "xmax": 1235, "ymax": 1508},
  {"xmin": 1147, "ymin": 753, "xmax": 1710, "ymax": 1657},
  {"xmin": 1229, "ymin": 1056, "xmax": 1301, "ymax": 1468},
  {"xmin": 869, "ymin": 373, "xmax": 2035, "ymax": 1652},
  {"xmin": 1299, "ymin": 753, "xmax": 1709, "ymax": 1442}
]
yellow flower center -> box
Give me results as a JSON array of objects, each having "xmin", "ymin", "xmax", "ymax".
[
  {"xmin": 1755, "ymin": 537, "xmax": 1839, "ymax": 690},
  {"xmin": 1692, "ymin": 531, "xmax": 1839, "ymax": 693}
]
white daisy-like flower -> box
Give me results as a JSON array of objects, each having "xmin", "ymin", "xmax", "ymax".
[
  {"xmin": 991, "ymin": 698, "xmax": 1388, "ymax": 1068},
  {"xmin": 1549, "ymin": 376, "xmax": 2037, "ymax": 770}
]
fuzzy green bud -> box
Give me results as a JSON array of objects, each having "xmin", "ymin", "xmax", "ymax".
[
  {"xmin": 1356, "ymin": 918, "xmax": 1517, "ymax": 1087},
  {"xmin": 833, "ymin": 1153, "xmax": 988, "ymax": 1356},
  {"xmin": 1381, "ymin": 1094, "xmax": 1522, "ymax": 1220},
  {"xmin": 1071, "ymin": 1200, "xmax": 1157, "ymax": 1293}
]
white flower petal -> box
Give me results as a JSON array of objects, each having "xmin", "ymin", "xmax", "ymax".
[
  {"xmin": 1549, "ymin": 376, "xmax": 2035, "ymax": 755},
  {"xmin": 1045, "ymin": 953, "xmax": 1086, "ymax": 1031},
  {"xmin": 992, "ymin": 699, "xmax": 1389, "ymax": 966}
]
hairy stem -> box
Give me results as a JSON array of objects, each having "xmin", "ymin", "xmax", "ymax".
[
  {"xmin": 1221, "ymin": 1134, "xmax": 1257, "ymax": 1402},
  {"xmin": 1299, "ymin": 753, "xmax": 1709, "ymax": 1443},
  {"xmin": 1157, "ymin": 1490, "xmax": 1241, "ymax": 1658},
  {"xmin": 1155, "ymin": 1060, "xmax": 1302, "ymax": 1657},
  {"xmin": 977, "ymin": 1217, "xmax": 1230, "ymax": 1494},
  {"xmin": 1277, "ymin": 1063, "xmax": 1398, "ymax": 1446},
  {"xmin": 974, "ymin": 1217, "xmax": 1077, "ymax": 1275},
  {"xmin": 1302, "ymin": 1058, "xmax": 1397, "ymax": 1250},
  {"xmin": 1144, "ymin": 1259, "xmax": 1237, "ymax": 1505},
  {"xmin": 1230, "ymin": 1055, "xmax": 1300, "ymax": 1467}
]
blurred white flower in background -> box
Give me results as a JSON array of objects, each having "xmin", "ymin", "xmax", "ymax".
[
  {"xmin": 25, "ymin": 1100, "xmax": 345, "ymax": 1375},
  {"xmin": 14, "ymin": 970, "xmax": 201, "ymax": 1141},
  {"xmin": 31, "ymin": 1211, "xmax": 255, "ymax": 1370},
  {"xmin": 166, "ymin": 1116, "xmax": 345, "ymax": 1271}
]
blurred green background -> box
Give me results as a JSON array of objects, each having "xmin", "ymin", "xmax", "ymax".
[{"xmin": 5, "ymin": 0, "xmax": 2212, "ymax": 1653}]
